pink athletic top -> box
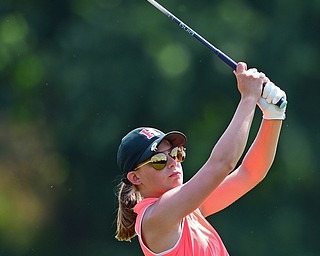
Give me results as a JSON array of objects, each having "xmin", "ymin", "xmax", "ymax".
[{"xmin": 134, "ymin": 198, "xmax": 229, "ymax": 256}]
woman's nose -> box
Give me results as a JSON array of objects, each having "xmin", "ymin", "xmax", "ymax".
[{"xmin": 167, "ymin": 154, "xmax": 177, "ymax": 168}]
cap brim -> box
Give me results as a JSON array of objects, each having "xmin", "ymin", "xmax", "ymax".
[{"xmin": 161, "ymin": 131, "xmax": 186, "ymax": 147}]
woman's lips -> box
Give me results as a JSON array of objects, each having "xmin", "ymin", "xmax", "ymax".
[{"xmin": 169, "ymin": 172, "xmax": 181, "ymax": 177}]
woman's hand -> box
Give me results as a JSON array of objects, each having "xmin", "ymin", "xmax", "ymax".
[
  {"xmin": 234, "ymin": 62, "xmax": 267, "ymax": 102},
  {"xmin": 258, "ymin": 81, "xmax": 287, "ymax": 120}
]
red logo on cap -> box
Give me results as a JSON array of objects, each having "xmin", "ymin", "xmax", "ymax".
[{"xmin": 139, "ymin": 128, "xmax": 160, "ymax": 139}]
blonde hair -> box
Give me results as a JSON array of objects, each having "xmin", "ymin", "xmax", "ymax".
[{"xmin": 115, "ymin": 181, "xmax": 142, "ymax": 241}]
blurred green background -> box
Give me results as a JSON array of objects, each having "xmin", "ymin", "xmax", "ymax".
[{"xmin": 0, "ymin": 0, "xmax": 319, "ymax": 255}]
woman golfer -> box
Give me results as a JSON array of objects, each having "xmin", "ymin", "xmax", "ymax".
[{"xmin": 115, "ymin": 62, "xmax": 287, "ymax": 255}]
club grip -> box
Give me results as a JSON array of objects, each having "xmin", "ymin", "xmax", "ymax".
[
  {"xmin": 221, "ymin": 58, "xmax": 286, "ymax": 109},
  {"xmin": 275, "ymin": 97, "xmax": 287, "ymax": 109}
]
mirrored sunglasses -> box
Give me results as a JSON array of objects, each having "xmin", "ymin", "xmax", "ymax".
[{"xmin": 134, "ymin": 146, "xmax": 186, "ymax": 171}]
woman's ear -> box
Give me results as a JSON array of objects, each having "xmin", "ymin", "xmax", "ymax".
[{"xmin": 127, "ymin": 171, "xmax": 142, "ymax": 185}]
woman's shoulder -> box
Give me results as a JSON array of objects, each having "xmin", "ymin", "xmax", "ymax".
[{"xmin": 133, "ymin": 197, "xmax": 158, "ymax": 215}]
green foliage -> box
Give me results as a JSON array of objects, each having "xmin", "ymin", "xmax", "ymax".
[{"xmin": 0, "ymin": 0, "xmax": 319, "ymax": 255}]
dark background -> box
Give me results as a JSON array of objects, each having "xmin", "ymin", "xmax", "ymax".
[{"xmin": 0, "ymin": 0, "xmax": 319, "ymax": 255}]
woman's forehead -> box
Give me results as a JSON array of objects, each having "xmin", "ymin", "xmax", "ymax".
[{"xmin": 157, "ymin": 140, "xmax": 172, "ymax": 150}]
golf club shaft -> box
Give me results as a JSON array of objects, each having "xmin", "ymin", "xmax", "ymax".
[
  {"xmin": 146, "ymin": 0, "xmax": 237, "ymax": 69},
  {"xmin": 146, "ymin": 0, "xmax": 287, "ymax": 109}
]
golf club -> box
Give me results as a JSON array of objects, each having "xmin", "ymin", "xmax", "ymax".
[{"xmin": 145, "ymin": 0, "xmax": 287, "ymax": 109}]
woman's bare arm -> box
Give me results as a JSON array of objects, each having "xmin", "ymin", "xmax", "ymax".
[{"xmin": 199, "ymin": 119, "xmax": 282, "ymax": 217}]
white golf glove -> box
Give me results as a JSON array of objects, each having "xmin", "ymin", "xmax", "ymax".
[{"xmin": 257, "ymin": 81, "xmax": 287, "ymax": 120}]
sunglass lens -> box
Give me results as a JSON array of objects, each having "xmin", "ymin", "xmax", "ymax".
[
  {"xmin": 170, "ymin": 147, "xmax": 186, "ymax": 162},
  {"xmin": 151, "ymin": 153, "xmax": 167, "ymax": 170}
]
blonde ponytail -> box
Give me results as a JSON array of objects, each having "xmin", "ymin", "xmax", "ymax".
[{"xmin": 115, "ymin": 181, "xmax": 142, "ymax": 241}]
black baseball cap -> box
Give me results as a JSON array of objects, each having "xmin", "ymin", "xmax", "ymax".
[{"xmin": 117, "ymin": 127, "xmax": 187, "ymax": 174}]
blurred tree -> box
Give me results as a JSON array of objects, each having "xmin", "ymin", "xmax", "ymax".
[{"xmin": 0, "ymin": 0, "xmax": 319, "ymax": 255}]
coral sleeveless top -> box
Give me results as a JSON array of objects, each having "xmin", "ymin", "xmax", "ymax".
[{"xmin": 133, "ymin": 198, "xmax": 229, "ymax": 256}]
